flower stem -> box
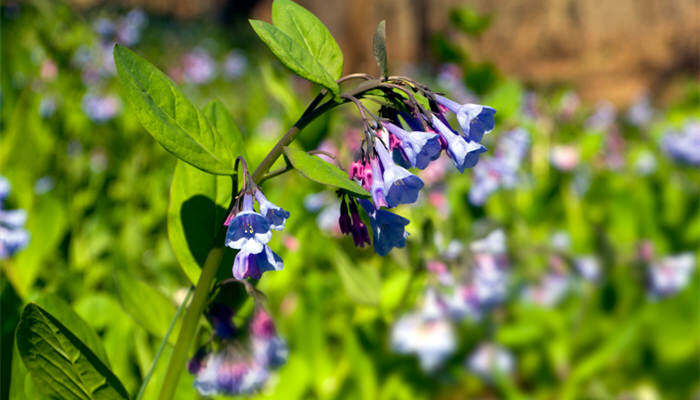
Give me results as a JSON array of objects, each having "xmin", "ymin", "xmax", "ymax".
[
  {"xmin": 158, "ymin": 246, "xmax": 225, "ymax": 400},
  {"xmin": 136, "ymin": 287, "xmax": 193, "ymax": 400}
]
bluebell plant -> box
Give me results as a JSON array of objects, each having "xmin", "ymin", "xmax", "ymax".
[{"xmin": 0, "ymin": 175, "xmax": 30, "ymax": 260}]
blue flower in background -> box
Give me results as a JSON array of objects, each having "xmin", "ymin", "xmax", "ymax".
[
  {"xmin": 232, "ymin": 245, "xmax": 283, "ymax": 280},
  {"xmin": 360, "ymin": 199, "xmax": 409, "ymax": 256},
  {"xmin": 434, "ymin": 94, "xmax": 496, "ymax": 142},
  {"xmin": 0, "ymin": 176, "xmax": 29, "ymax": 260},
  {"xmin": 225, "ymin": 194, "xmax": 272, "ymax": 254},
  {"xmin": 662, "ymin": 121, "xmax": 700, "ymax": 166},
  {"xmin": 431, "ymin": 115, "xmax": 486, "ymax": 173},
  {"xmin": 254, "ymin": 189, "xmax": 289, "ymax": 231}
]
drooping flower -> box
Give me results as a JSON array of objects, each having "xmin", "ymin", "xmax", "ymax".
[
  {"xmin": 466, "ymin": 343, "xmax": 515, "ymax": 381},
  {"xmin": 384, "ymin": 122, "xmax": 442, "ymax": 169},
  {"xmin": 225, "ymin": 194, "xmax": 272, "ymax": 254},
  {"xmin": 431, "ymin": 115, "xmax": 486, "ymax": 173},
  {"xmin": 434, "ymin": 95, "xmax": 496, "ymax": 142},
  {"xmin": 193, "ymin": 351, "xmax": 269, "ymax": 396},
  {"xmin": 232, "ymin": 245, "xmax": 283, "ymax": 280},
  {"xmin": 254, "ymin": 189, "xmax": 290, "ymax": 231},
  {"xmin": 250, "ymin": 310, "xmax": 288, "ymax": 368},
  {"xmin": 360, "ymin": 199, "xmax": 409, "ymax": 256},
  {"xmin": 347, "ymin": 197, "xmax": 370, "ymax": 247},
  {"xmin": 208, "ymin": 303, "xmax": 236, "ymax": 339},
  {"xmin": 368, "ymin": 157, "xmax": 388, "ymax": 208},
  {"xmin": 374, "ymin": 138, "xmax": 424, "ymax": 208}
]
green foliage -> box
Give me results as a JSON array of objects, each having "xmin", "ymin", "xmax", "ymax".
[
  {"xmin": 16, "ymin": 303, "xmax": 129, "ymax": 399},
  {"xmin": 283, "ymin": 146, "xmax": 370, "ymax": 197},
  {"xmin": 249, "ymin": 20, "xmax": 340, "ymax": 95},
  {"xmin": 114, "ymin": 45, "xmax": 240, "ymax": 175},
  {"xmin": 167, "ymin": 160, "xmax": 232, "ymax": 284},
  {"xmin": 272, "ymin": 0, "xmax": 344, "ymax": 80}
]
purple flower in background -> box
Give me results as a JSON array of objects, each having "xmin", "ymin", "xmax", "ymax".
[
  {"xmin": 586, "ymin": 101, "xmax": 616, "ymax": 131},
  {"xmin": 0, "ymin": 176, "xmax": 30, "ymax": 260},
  {"xmin": 521, "ymin": 271, "xmax": 571, "ymax": 307},
  {"xmin": 82, "ymin": 93, "xmax": 121, "ymax": 122},
  {"xmin": 558, "ymin": 91, "xmax": 580, "ymax": 120},
  {"xmin": 360, "ymin": 199, "xmax": 409, "ymax": 256},
  {"xmin": 466, "ymin": 343, "xmax": 515, "ymax": 381},
  {"xmin": 384, "ymin": 122, "xmax": 441, "ymax": 169},
  {"xmin": 183, "ymin": 47, "xmax": 217, "ymax": 85},
  {"xmin": 391, "ymin": 291, "xmax": 455, "ymax": 371},
  {"xmin": 574, "ymin": 256, "xmax": 601, "ymax": 282},
  {"xmin": 431, "ymin": 115, "xmax": 486, "ymax": 173},
  {"xmin": 662, "ymin": 121, "xmax": 700, "ymax": 166},
  {"xmin": 627, "ymin": 94, "xmax": 653, "ymax": 127},
  {"xmin": 225, "ymin": 195, "xmax": 272, "ymax": 254},
  {"xmin": 254, "ymin": 189, "xmax": 289, "ymax": 231},
  {"xmin": 434, "ymin": 95, "xmax": 496, "ymax": 142},
  {"xmin": 223, "ymin": 50, "xmax": 248, "ymax": 80},
  {"xmin": 250, "ymin": 310, "xmax": 288, "ymax": 368},
  {"xmin": 374, "ymin": 138, "xmax": 424, "ymax": 208},
  {"xmin": 232, "ymin": 245, "xmax": 283, "ymax": 280},
  {"xmin": 436, "ymin": 63, "xmax": 477, "ymax": 104},
  {"xmin": 550, "ymin": 145, "xmax": 580, "ymax": 172},
  {"xmin": 469, "ymin": 128, "xmax": 530, "ymax": 205},
  {"xmin": 648, "ymin": 253, "xmax": 695, "ymax": 298},
  {"xmin": 192, "ymin": 351, "xmax": 269, "ymax": 396},
  {"xmin": 116, "ymin": 9, "xmax": 147, "ymax": 46}
]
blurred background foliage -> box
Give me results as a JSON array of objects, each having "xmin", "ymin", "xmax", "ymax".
[{"xmin": 1, "ymin": 0, "xmax": 699, "ymax": 399}]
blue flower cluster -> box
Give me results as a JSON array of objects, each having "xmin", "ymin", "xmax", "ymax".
[
  {"xmin": 343, "ymin": 95, "xmax": 496, "ymax": 256},
  {"xmin": 225, "ymin": 189, "xmax": 289, "ymax": 280},
  {"xmin": 662, "ymin": 121, "xmax": 700, "ymax": 166},
  {"xmin": 0, "ymin": 176, "xmax": 30, "ymax": 259},
  {"xmin": 188, "ymin": 305, "xmax": 288, "ymax": 396}
]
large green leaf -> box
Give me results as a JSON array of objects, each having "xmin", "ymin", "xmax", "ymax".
[
  {"xmin": 168, "ymin": 160, "xmax": 232, "ymax": 284},
  {"xmin": 249, "ymin": 20, "xmax": 339, "ymax": 95},
  {"xmin": 271, "ymin": 0, "xmax": 343, "ymax": 79},
  {"xmin": 202, "ymin": 99, "xmax": 248, "ymax": 161},
  {"xmin": 10, "ymin": 342, "xmax": 49, "ymax": 400},
  {"xmin": 114, "ymin": 44, "xmax": 238, "ymax": 175},
  {"xmin": 16, "ymin": 304, "xmax": 130, "ymax": 400},
  {"xmin": 372, "ymin": 20, "xmax": 388, "ymax": 78},
  {"xmin": 283, "ymin": 146, "xmax": 369, "ymax": 197},
  {"xmin": 114, "ymin": 272, "xmax": 177, "ymax": 343}
]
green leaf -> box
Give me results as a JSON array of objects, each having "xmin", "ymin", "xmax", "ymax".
[
  {"xmin": 10, "ymin": 341, "xmax": 50, "ymax": 400},
  {"xmin": 271, "ymin": 0, "xmax": 344, "ymax": 79},
  {"xmin": 372, "ymin": 20, "xmax": 388, "ymax": 78},
  {"xmin": 114, "ymin": 44, "xmax": 237, "ymax": 175},
  {"xmin": 168, "ymin": 160, "xmax": 232, "ymax": 284},
  {"xmin": 114, "ymin": 272, "xmax": 177, "ymax": 343},
  {"xmin": 16, "ymin": 304, "xmax": 130, "ymax": 400},
  {"xmin": 33, "ymin": 294, "xmax": 111, "ymax": 368},
  {"xmin": 332, "ymin": 247, "xmax": 380, "ymax": 305},
  {"xmin": 283, "ymin": 146, "xmax": 369, "ymax": 197},
  {"xmin": 202, "ymin": 99, "xmax": 248, "ymax": 161},
  {"xmin": 249, "ymin": 20, "xmax": 339, "ymax": 95}
]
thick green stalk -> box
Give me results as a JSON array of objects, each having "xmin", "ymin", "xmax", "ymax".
[
  {"xmin": 136, "ymin": 288, "xmax": 193, "ymax": 400},
  {"xmin": 158, "ymin": 246, "xmax": 225, "ymax": 400}
]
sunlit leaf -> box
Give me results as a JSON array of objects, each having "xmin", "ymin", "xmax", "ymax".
[
  {"xmin": 114, "ymin": 44, "xmax": 238, "ymax": 174},
  {"xmin": 249, "ymin": 20, "xmax": 339, "ymax": 95},
  {"xmin": 272, "ymin": 0, "xmax": 344, "ymax": 79},
  {"xmin": 283, "ymin": 146, "xmax": 369, "ymax": 197},
  {"xmin": 372, "ymin": 20, "xmax": 388, "ymax": 78}
]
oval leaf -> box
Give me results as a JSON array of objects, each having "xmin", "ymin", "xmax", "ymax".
[
  {"xmin": 16, "ymin": 304, "xmax": 130, "ymax": 400},
  {"xmin": 168, "ymin": 160, "xmax": 232, "ymax": 284},
  {"xmin": 249, "ymin": 19, "xmax": 339, "ymax": 95},
  {"xmin": 373, "ymin": 20, "xmax": 388, "ymax": 78},
  {"xmin": 202, "ymin": 99, "xmax": 248, "ymax": 161},
  {"xmin": 272, "ymin": 0, "xmax": 344, "ymax": 79},
  {"xmin": 283, "ymin": 146, "xmax": 369, "ymax": 197},
  {"xmin": 114, "ymin": 44, "xmax": 238, "ymax": 175}
]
